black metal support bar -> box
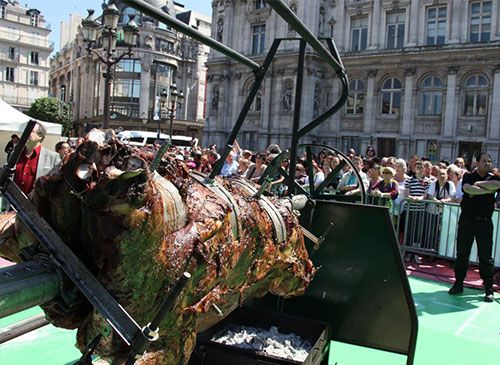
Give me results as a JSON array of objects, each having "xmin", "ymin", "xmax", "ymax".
[
  {"xmin": 305, "ymin": 146, "xmax": 315, "ymax": 194},
  {"xmin": 208, "ymin": 39, "xmax": 282, "ymax": 180},
  {"xmin": 286, "ymin": 40, "xmax": 306, "ymax": 196},
  {"xmin": 313, "ymin": 159, "xmax": 347, "ymax": 196},
  {"xmin": 123, "ymin": 0, "xmax": 260, "ymax": 71},
  {"xmin": 0, "ymin": 182, "xmax": 141, "ymax": 344},
  {"xmin": 125, "ymin": 272, "xmax": 191, "ymax": 365},
  {"xmin": 302, "ymin": 144, "xmax": 366, "ymax": 203}
]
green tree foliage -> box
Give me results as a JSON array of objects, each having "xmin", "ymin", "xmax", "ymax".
[{"xmin": 27, "ymin": 97, "xmax": 73, "ymax": 136}]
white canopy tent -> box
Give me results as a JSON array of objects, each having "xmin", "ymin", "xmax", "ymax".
[
  {"xmin": 0, "ymin": 98, "xmax": 62, "ymax": 135},
  {"xmin": 0, "ymin": 98, "xmax": 62, "ymax": 165}
]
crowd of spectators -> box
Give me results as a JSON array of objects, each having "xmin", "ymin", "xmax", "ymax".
[{"xmin": 54, "ymin": 135, "xmax": 500, "ymax": 226}]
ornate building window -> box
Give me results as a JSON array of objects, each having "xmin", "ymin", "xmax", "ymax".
[
  {"xmin": 346, "ymin": 79, "xmax": 365, "ymax": 115},
  {"xmin": 351, "ymin": 16, "xmax": 368, "ymax": 51},
  {"xmin": 251, "ymin": 24, "xmax": 266, "ymax": 55},
  {"xmin": 255, "ymin": 0, "xmax": 267, "ymax": 9},
  {"xmin": 1, "ymin": 3, "xmax": 6, "ymax": 19},
  {"xmin": 386, "ymin": 11, "xmax": 405, "ymax": 49},
  {"xmin": 247, "ymin": 83, "xmax": 262, "ymax": 112},
  {"xmin": 469, "ymin": 1, "xmax": 491, "ymax": 43},
  {"xmin": 463, "ymin": 75, "xmax": 488, "ymax": 116},
  {"xmin": 419, "ymin": 76, "xmax": 443, "ymax": 115},
  {"xmin": 426, "ymin": 6, "xmax": 446, "ymax": 45},
  {"xmin": 216, "ymin": 18, "xmax": 223, "ymax": 42},
  {"xmin": 60, "ymin": 84, "xmax": 66, "ymax": 102},
  {"xmin": 120, "ymin": 7, "xmax": 140, "ymax": 24},
  {"xmin": 381, "ymin": 78, "xmax": 401, "ymax": 115}
]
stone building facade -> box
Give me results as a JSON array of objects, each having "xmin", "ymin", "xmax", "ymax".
[
  {"xmin": 0, "ymin": 0, "xmax": 52, "ymax": 112},
  {"xmin": 50, "ymin": 0, "xmax": 210, "ymax": 140},
  {"xmin": 205, "ymin": 0, "xmax": 500, "ymax": 164}
]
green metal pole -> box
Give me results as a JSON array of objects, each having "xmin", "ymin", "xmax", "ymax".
[{"xmin": 0, "ymin": 260, "xmax": 59, "ymax": 319}]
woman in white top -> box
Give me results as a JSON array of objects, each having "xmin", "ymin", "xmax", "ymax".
[
  {"xmin": 425, "ymin": 168, "xmax": 456, "ymax": 250},
  {"xmin": 391, "ymin": 159, "xmax": 409, "ymax": 222},
  {"xmin": 447, "ymin": 164, "xmax": 462, "ymax": 203},
  {"xmin": 427, "ymin": 168, "xmax": 456, "ymax": 203}
]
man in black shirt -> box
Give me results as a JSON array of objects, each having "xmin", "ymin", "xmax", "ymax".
[{"xmin": 449, "ymin": 153, "xmax": 500, "ymax": 302}]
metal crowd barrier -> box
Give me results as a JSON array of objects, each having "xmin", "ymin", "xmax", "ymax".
[{"xmin": 397, "ymin": 198, "xmax": 500, "ymax": 268}]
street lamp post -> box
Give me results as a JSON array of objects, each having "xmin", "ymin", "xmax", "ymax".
[
  {"xmin": 81, "ymin": 4, "xmax": 139, "ymax": 129},
  {"xmin": 159, "ymin": 84, "xmax": 184, "ymax": 141}
]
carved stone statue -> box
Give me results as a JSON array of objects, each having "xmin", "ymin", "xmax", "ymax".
[
  {"xmin": 313, "ymin": 85, "xmax": 320, "ymax": 118},
  {"xmin": 281, "ymin": 88, "xmax": 293, "ymax": 112},
  {"xmin": 211, "ymin": 89, "xmax": 219, "ymax": 113},
  {"xmin": 217, "ymin": 18, "xmax": 224, "ymax": 42}
]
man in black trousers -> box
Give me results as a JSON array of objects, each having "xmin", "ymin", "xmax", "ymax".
[{"xmin": 449, "ymin": 153, "xmax": 500, "ymax": 302}]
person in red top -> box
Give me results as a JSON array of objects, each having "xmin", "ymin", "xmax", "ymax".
[{"xmin": 13, "ymin": 123, "xmax": 60, "ymax": 196}]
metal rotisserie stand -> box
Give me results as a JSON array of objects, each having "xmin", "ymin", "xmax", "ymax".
[{"xmin": 189, "ymin": 306, "xmax": 329, "ymax": 365}]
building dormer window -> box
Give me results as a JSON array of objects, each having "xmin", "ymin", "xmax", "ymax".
[
  {"xmin": 27, "ymin": 9, "xmax": 41, "ymax": 27},
  {"xmin": 31, "ymin": 13, "xmax": 39, "ymax": 26}
]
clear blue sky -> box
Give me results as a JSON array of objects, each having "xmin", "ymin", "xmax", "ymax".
[{"xmin": 25, "ymin": 0, "xmax": 212, "ymax": 52}]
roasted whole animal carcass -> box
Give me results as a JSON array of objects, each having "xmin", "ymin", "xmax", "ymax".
[{"xmin": 0, "ymin": 134, "xmax": 315, "ymax": 364}]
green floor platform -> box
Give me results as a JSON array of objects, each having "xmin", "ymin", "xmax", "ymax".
[{"xmin": 1, "ymin": 277, "xmax": 498, "ymax": 365}]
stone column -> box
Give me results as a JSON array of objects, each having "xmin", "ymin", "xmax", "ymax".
[
  {"xmin": 407, "ymin": 0, "xmax": 420, "ymax": 46},
  {"xmin": 488, "ymin": 67, "xmax": 500, "ymax": 163},
  {"xmin": 401, "ymin": 68, "xmax": 415, "ymax": 136},
  {"xmin": 335, "ymin": 0, "xmax": 347, "ymax": 51},
  {"xmin": 98, "ymin": 66, "xmax": 105, "ymax": 116},
  {"xmin": 449, "ymin": 0, "xmax": 462, "ymax": 44},
  {"xmin": 443, "ymin": 66, "xmax": 458, "ymax": 137},
  {"xmin": 363, "ymin": 70, "xmax": 377, "ymax": 135},
  {"xmin": 331, "ymin": 77, "xmax": 341, "ymax": 134},
  {"xmin": 368, "ymin": 0, "xmax": 381, "ymax": 49},
  {"xmin": 139, "ymin": 60, "xmax": 151, "ymax": 123}
]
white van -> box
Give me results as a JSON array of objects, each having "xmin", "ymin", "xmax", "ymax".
[{"xmin": 117, "ymin": 130, "xmax": 198, "ymax": 149}]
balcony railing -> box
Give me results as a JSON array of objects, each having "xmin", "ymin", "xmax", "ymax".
[
  {"xmin": 0, "ymin": 29, "xmax": 53, "ymax": 49},
  {"xmin": 1, "ymin": 95, "xmax": 36, "ymax": 107},
  {"xmin": 0, "ymin": 53, "xmax": 20, "ymax": 62}
]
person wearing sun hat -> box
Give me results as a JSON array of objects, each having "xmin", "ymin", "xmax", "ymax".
[{"xmin": 372, "ymin": 166, "xmax": 399, "ymax": 201}]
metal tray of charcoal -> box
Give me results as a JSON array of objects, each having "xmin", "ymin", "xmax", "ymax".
[{"xmin": 189, "ymin": 306, "xmax": 330, "ymax": 365}]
